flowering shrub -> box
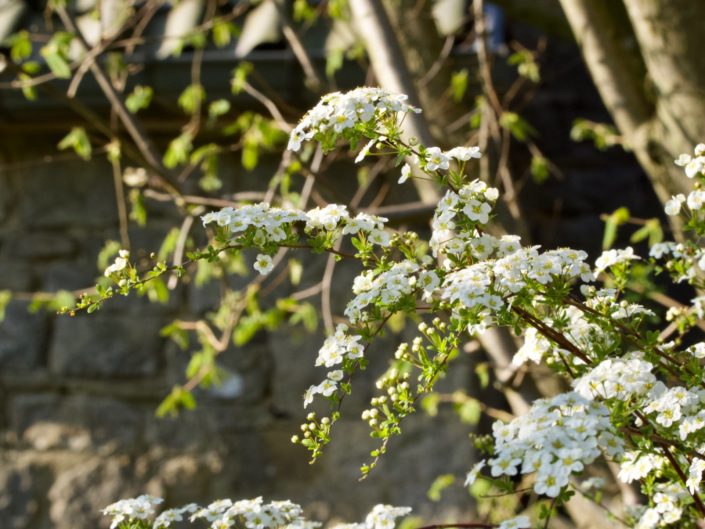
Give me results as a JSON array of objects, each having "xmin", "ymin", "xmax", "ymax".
[
  {"xmin": 95, "ymin": 89, "xmax": 705, "ymax": 528},
  {"xmin": 101, "ymin": 496, "xmax": 411, "ymax": 529}
]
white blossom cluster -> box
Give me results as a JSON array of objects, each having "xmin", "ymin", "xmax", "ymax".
[
  {"xmin": 664, "ymin": 143, "xmax": 705, "ymax": 216},
  {"xmin": 593, "ymin": 246, "xmax": 639, "ymax": 275},
  {"xmin": 345, "ymin": 260, "xmax": 422, "ymax": 323},
  {"xmin": 304, "ymin": 324, "xmax": 363, "ymax": 407},
  {"xmin": 201, "ymin": 202, "xmax": 390, "ymax": 275},
  {"xmin": 429, "ymin": 181, "xmax": 499, "ymax": 256},
  {"xmin": 103, "ymin": 496, "xmax": 409, "ymax": 529},
  {"xmin": 478, "ymin": 392, "xmax": 621, "ymax": 498},
  {"xmin": 287, "ymin": 87, "xmax": 420, "ymax": 152},
  {"xmin": 572, "ymin": 353, "xmax": 657, "ymax": 401},
  {"xmin": 514, "ymin": 306, "xmax": 614, "ymax": 367},
  {"xmin": 202, "ymin": 203, "xmax": 389, "ymax": 244},
  {"xmin": 104, "ymin": 249, "xmax": 130, "ymax": 277},
  {"xmin": 190, "ymin": 497, "xmax": 310, "ymax": 529},
  {"xmin": 102, "ymin": 495, "xmax": 164, "ymax": 529},
  {"xmin": 649, "ymin": 240, "xmax": 705, "ymax": 283},
  {"xmin": 441, "ymin": 247, "xmax": 594, "ymax": 335},
  {"xmin": 633, "ymin": 482, "xmax": 691, "ymax": 528}
]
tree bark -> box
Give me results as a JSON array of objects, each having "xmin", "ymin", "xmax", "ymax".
[
  {"xmin": 558, "ymin": 0, "xmax": 705, "ymax": 237},
  {"xmin": 349, "ymin": 0, "xmax": 441, "ymax": 204}
]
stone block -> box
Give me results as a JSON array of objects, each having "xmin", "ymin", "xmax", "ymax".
[
  {"xmin": 17, "ymin": 159, "xmax": 117, "ymax": 228},
  {"xmin": 11, "ymin": 393, "xmax": 142, "ymax": 451},
  {"xmin": 0, "ymin": 261, "xmax": 33, "ymax": 290},
  {"xmin": 40, "ymin": 259, "xmax": 96, "ymax": 292},
  {"xmin": 49, "ymin": 313, "xmax": 165, "ymax": 377},
  {"xmin": 3, "ymin": 231, "xmax": 77, "ymax": 260},
  {"xmin": 0, "ymin": 462, "xmax": 50, "ymax": 529},
  {"xmin": 0, "ymin": 300, "xmax": 47, "ymax": 371},
  {"xmin": 48, "ymin": 457, "xmax": 140, "ymax": 529}
]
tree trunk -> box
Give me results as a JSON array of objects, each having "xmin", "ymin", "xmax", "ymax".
[{"xmin": 559, "ymin": 0, "xmax": 705, "ymax": 237}]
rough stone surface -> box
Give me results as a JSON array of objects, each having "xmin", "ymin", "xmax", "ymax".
[
  {"xmin": 0, "ymin": 261, "xmax": 33, "ymax": 291},
  {"xmin": 0, "ymin": 301, "xmax": 47, "ymax": 371},
  {"xmin": 0, "ymin": 462, "xmax": 48, "ymax": 529},
  {"xmin": 11, "ymin": 394, "xmax": 143, "ymax": 451},
  {"xmin": 3, "ymin": 232, "xmax": 77, "ymax": 260},
  {"xmin": 48, "ymin": 457, "xmax": 140, "ymax": 529},
  {"xmin": 17, "ymin": 160, "xmax": 117, "ymax": 229},
  {"xmin": 49, "ymin": 314, "xmax": 165, "ymax": 377}
]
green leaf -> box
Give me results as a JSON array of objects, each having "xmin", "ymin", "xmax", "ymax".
[
  {"xmin": 57, "ymin": 127, "xmax": 92, "ymax": 160},
  {"xmin": 160, "ymin": 322, "xmax": 189, "ymax": 350},
  {"xmin": 499, "ymin": 112, "xmax": 536, "ymax": 142},
  {"xmin": 455, "ymin": 397, "xmax": 481, "ymax": 425},
  {"xmin": 0, "ymin": 291, "xmax": 11, "ymax": 322},
  {"xmin": 231, "ymin": 62, "xmax": 253, "ymax": 94},
  {"xmin": 293, "ymin": 0, "xmax": 318, "ymax": 22},
  {"xmin": 146, "ymin": 278, "xmax": 169, "ymax": 304},
  {"xmin": 178, "ymin": 84, "xmax": 206, "ymax": 114},
  {"xmin": 129, "ymin": 189, "xmax": 147, "ymax": 226},
  {"xmin": 289, "ymin": 259, "xmax": 303, "ymax": 286},
  {"xmin": 421, "ymin": 393, "xmax": 440, "ymax": 417},
  {"xmin": 450, "ymin": 69, "xmax": 469, "ymax": 102},
  {"xmin": 326, "ymin": 48, "xmax": 344, "ymax": 79},
  {"xmin": 41, "ymin": 48, "xmax": 71, "ymax": 78},
  {"xmin": 475, "ymin": 363, "xmax": 490, "ymax": 389},
  {"xmin": 630, "ymin": 218, "xmax": 663, "ymax": 247},
  {"xmin": 125, "ymin": 85, "xmax": 153, "ymax": 113},
  {"xmin": 163, "ymin": 132, "xmax": 193, "ymax": 168},
  {"xmin": 208, "ymin": 99, "xmax": 231, "ymax": 119},
  {"xmin": 602, "ymin": 207, "xmax": 630, "ymax": 250},
  {"xmin": 9, "ymin": 31, "xmax": 32, "ymax": 62},
  {"xmin": 242, "ymin": 142, "xmax": 259, "ymax": 171},
  {"xmin": 530, "ymin": 154, "xmax": 550, "ymax": 184},
  {"xmin": 40, "ymin": 32, "xmax": 74, "ymax": 79},
  {"xmin": 427, "ymin": 474, "xmax": 455, "ymax": 501},
  {"xmin": 19, "ymin": 73, "xmax": 37, "ymax": 101},
  {"xmin": 156, "ymin": 386, "xmax": 196, "ymax": 418},
  {"xmin": 212, "ymin": 18, "xmax": 238, "ymax": 48}
]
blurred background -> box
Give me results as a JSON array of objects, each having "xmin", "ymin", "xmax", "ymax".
[{"xmin": 0, "ymin": 0, "xmax": 689, "ymax": 528}]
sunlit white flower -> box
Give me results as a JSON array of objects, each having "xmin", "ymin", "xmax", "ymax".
[{"xmin": 254, "ymin": 254, "xmax": 274, "ymax": 275}]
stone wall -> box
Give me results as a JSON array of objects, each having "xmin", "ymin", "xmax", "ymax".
[{"xmin": 0, "ymin": 138, "xmax": 479, "ymax": 529}]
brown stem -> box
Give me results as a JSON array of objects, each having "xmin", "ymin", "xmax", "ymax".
[
  {"xmin": 512, "ymin": 305, "xmax": 591, "ymax": 364},
  {"xmin": 55, "ymin": 6, "xmax": 181, "ymax": 197},
  {"xmin": 659, "ymin": 443, "xmax": 705, "ymax": 516}
]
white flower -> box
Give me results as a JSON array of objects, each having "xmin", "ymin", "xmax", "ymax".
[
  {"xmin": 497, "ymin": 516, "xmax": 531, "ymax": 529},
  {"xmin": 687, "ymin": 190, "xmax": 705, "ymax": 210},
  {"xmin": 635, "ymin": 508, "xmax": 660, "ymax": 529},
  {"xmin": 618, "ymin": 451, "xmax": 664, "ymax": 483},
  {"xmin": 398, "ymin": 163, "xmax": 411, "ymax": 183},
  {"xmin": 685, "ymin": 157, "xmax": 704, "ymax": 178},
  {"xmin": 665, "ymin": 194, "xmax": 685, "ymax": 216},
  {"xmin": 303, "ymin": 385, "xmax": 318, "ymax": 408},
  {"xmin": 594, "ymin": 247, "xmax": 639, "ymax": 274},
  {"xmin": 254, "ymin": 254, "xmax": 274, "ymax": 275},
  {"xmin": 424, "ymin": 147, "xmax": 449, "ymax": 171},
  {"xmin": 445, "ymin": 146, "xmax": 482, "ymax": 161},
  {"xmin": 327, "ymin": 369, "xmax": 344, "ymax": 382},
  {"xmin": 368, "ymin": 229, "xmax": 391, "ymax": 247},
  {"xmin": 462, "ymin": 199, "xmax": 492, "ymax": 224},
  {"xmin": 675, "ymin": 153, "xmax": 692, "ymax": 167},
  {"xmin": 355, "ymin": 139, "xmax": 376, "ymax": 163},
  {"xmin": 365, "ymin": 505, "xmax": 411, "ymax": 529},
  {"xmin": 464, "ymin": 461, "xmax": 485, "ymax": 487},
  {"xmin": 104, "ymin": 249, "xmax": 130, "ymax": 276}
]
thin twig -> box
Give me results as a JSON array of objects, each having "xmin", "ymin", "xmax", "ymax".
[{"xmin": 110, "ymin": 149, "xmax": 131, "ymax": 249}]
